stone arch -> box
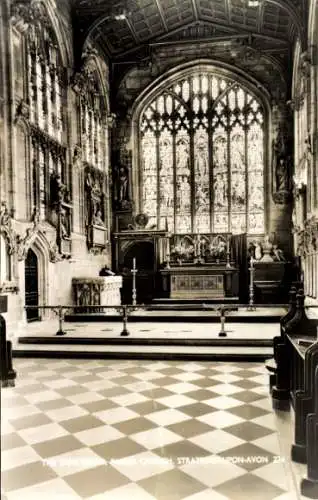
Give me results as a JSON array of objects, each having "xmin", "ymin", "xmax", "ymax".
[
  {"xmin": 130, "ymin": 59, "xmax": 272, "ymax": 222},
  {"xmin": 80, "ymin": 52, "xmax": 110, "ymax": 114},
  {"xmin": 34, "ymin": 0, "xmax": 72, "ymax": 67},
  {"xmin": 24, "ymin": 231, "xmax": 50, "ymax": 319}
]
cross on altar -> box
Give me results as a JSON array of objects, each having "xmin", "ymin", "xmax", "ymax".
[{"xmin": 131, "ymin": 258, "xmax": 138, "ymax": 306}]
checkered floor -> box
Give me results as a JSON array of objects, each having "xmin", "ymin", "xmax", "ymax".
[{"xmin": 1, "ymin": 359, "xmax": 305, "ymax": 499}]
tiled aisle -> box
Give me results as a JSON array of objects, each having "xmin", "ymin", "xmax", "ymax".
[{"xmin": 1, "ymin": 359, "xmax": 307, "ymax": 500}]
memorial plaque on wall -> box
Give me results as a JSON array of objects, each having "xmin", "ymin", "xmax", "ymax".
[{"xmin": 93, "ymin": 226, "xmax": 106, "ymax": 246}]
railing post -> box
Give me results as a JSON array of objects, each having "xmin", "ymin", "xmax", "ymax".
[
  {"xmin": 218, "ymin": 306, "xmax": 227, "ymax": 337},
  {"xmin": 55, "ymin": 306, "xmax": 67, "ymax": 336},
  {"xmin": 120, "ymin": 305, "xmax": 130, "ymax": 336}
]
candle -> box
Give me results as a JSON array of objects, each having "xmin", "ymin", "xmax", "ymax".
[{"xmin": 133, "ymin": 258, "xmax": 136, "ymax": 270}]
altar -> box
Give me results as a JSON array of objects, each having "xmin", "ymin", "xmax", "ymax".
[
  {"xmin": 160, "ymin": 264, "xmax": 239, "ymax": 300},
  {"xmin": 160, "ymin": 233, "xmax": 239, "ymax": 300}
]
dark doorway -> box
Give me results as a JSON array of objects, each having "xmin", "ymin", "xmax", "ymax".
[
  {"xmin": 121, "ymin": 242, "xmax": 155, "ymax": 304},
  {"xmin": 25, "ymin": 248, "xmax": 40, "ymax": 321}
]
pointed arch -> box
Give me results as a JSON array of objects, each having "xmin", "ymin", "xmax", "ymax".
[
  {"xmin": 131, "ymin": 60, "xmax": 270, "ymax": 235},
  {"xmin": 30, "ymin": 0, "xmax": 72, "ymax": 67},
  {"xmin": 24, "ymin": 231, "xmax": 50, "ymax": 316}
]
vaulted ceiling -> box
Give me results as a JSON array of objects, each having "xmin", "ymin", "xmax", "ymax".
[
  {"xmin": 73, "ymin": 0, "xmax": 306, "ymax": 58},
  {"xmin": 72, "ymin": 0, "xmax": 308, "ymax": 99}
]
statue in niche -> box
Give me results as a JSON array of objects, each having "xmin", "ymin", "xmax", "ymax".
[
  {"xmin": 114, "ymin": 165, "xmax": 130, "ymax": 209},
  {"xmin": 272, "ymin": 125, "xmax": 291, "ymax": 194},
  {"xmin": 0, "ymin": 203, "xmax": 11, "ymax": 227},
  {"xmin": 276, "ymin": 157, "xmax": 289, "ymax": 192},
  {"xmin": 85, "ymin": 170, "xmax": 105, "ymax": 226},
  {"xmin": 50, "ymin": 172, "xmax": 66, "ymax": 206},
  {"xmin": 60, "ymin": 208, "xmax": 69, "ymax": 238}
]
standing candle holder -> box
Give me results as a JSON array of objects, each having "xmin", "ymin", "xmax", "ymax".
[
  {"xmin": 248, "ymin": 257, "xmax": 256, "ymax": 311},
  {"xmin": 131, "ymin": 258, "xmax": 137, "ymax": 306},
  {"xmin": 166, "ymin": 252, "xmax": 170, "ymax": 269},
  {"xmin": 226, "ymin": 238, "xmax": 231, "ymax": 268}
]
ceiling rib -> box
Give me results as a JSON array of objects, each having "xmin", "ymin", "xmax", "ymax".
[
  {"xmin": 191, "ymin": 0, "xmax": 199, "ymax": 21},
  {"xmin": 257, "ymin": 1, "xmax": 265, "ymax": 33},
  {"xmin": 154, "ymin": 0, "xmax": 169, "ymax": 31},
  {"xmin": 124, "ymin": 15, "xmax": 140, "ymax": 44}
]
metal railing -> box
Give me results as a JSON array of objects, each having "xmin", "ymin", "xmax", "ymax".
[{"xmin": 24, "ymin": 302, "xmax": 293, "ymax": 339}]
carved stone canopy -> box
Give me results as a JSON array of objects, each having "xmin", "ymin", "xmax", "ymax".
[
  {"xmin": 11, "ymin": 0, "xmax": 51, "ymax": 33},
  {"xmin": 296, "ymin": 217, "xmax": 318, "ymax": 257}
]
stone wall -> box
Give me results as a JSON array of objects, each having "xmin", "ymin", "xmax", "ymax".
[{"xmin": 0, "ymin": 0, "xmax": 113, "ymax": 335}]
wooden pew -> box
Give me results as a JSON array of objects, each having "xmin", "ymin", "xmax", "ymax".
[
  {"xmin": 289, "ymin": 336, "xmax": 318, "ymax": 464},
  {"xmin": 271, "ymin": 288, "xmax": 315, "ymax": 410},
  {"xmin": 266, "ymin": 286, "xmax": 297, "ymax": 395},
  {"xmin": 301, "ymin": 365, "xmax": 318, "ymax": 498},
  {"xmin": 0, "ymin": 312, "xmax": 16, "ymax": 388}
]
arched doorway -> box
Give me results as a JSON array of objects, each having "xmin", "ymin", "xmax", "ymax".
[
  {"xmin": 121, "ymin": 241, "xmax": 155, "ymax": 304},
  {"xmin": 25, "ymin": 248, "xmax": 40, "ymax": 321}
]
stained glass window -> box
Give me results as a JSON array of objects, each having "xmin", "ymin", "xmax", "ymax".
[{"xmin": 140, "ymin": 73, "xmax": 265, "ymax": 234}]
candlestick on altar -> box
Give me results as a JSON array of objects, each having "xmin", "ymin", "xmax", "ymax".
[
  {"xmin": 248, "ymin": 257, "xmax": 256, "ymax": 311},
  {"xmin": 166, "ymin": 252, "xmax": 170, "ymax": 269},
  {"xmin": 131, "ymin": 258, "xmax": 137, "ymax": 306}
]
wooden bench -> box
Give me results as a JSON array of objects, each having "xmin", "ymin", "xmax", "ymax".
[
  {"xmin": 270, "ymin": 288, "xmax": 316, "ymax": 411},
  {"xmin": 301, "ymin": 364, "xmax": 318, "ymax": 498},
  {"xmin": 0, "ymin": 313, "xmax": 16, "ymax": 388}
]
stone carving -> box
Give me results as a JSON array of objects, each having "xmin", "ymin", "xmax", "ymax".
[
  {"xmin": 251, "ymin": 234, "xmax": 286, "ymax": 263},
  {"xmin": 50, "ymin": 172, "xmax": 67, "ymax": 206},
  {"xmin": 0, "ymin": 203, "xmax": 16, "ymax": 255},
  {"xmin": 127, "ymin": 213, "xmax": 157, "ymax": 231},
  {"xmin": 48, "ymin": 241, "xmax": 61, "ymax": 263},
  {"xmin": 296, "ymin": 217, "xmax": 318, "ymax": 257},
  {"xmin": 16, "ymin": 221, "xmax": 61, "ymax": 263},
  {"xmin": 14, "ymin": 99, "xmax": 30, "ymax": 124},
  {"xmin": 114, "ymin": 165, "xmax": 131, "ymax": 210},
  {"xmin": 85, "ymin": 166, "xmax": 107, "ymax": 251},
  {"xmin": 72, "ymin": 145, "xmax": 82, "ymax": 168},
  {"xmin": 272, "ymin": 124, "xmax": 292, "ymax": 204},
  {"xmin": 10, "ymin": 0, "xmax": 50, "ymax": 32},
  {"xmin": 49, "ymin": 171, "xmax": 72, "ymax": 255}
]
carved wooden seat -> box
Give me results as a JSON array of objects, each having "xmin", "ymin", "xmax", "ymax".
[
  {"xmin": 291, "ymin": 340, "xmax": 318, "ymax": 464},
  {"xmin": 0, "ymin": 314, "xmax": 16, "ymax": 388},
  {"xmin": 301, "ymin": 365, "xmax": 318, "ymax": 498},
  {"xmin": 266, "ymin": 286, "xmax": 297, "ymax": 393}
]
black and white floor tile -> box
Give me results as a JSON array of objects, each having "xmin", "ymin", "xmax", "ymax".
[{"xmin": 1, "ymin": 359, "xmax": 307, "ymax": 499}]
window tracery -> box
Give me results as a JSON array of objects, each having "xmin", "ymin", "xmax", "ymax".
[
  {"xmin": 140, "ymin": 72, "xmax": 265, "ymax": 234},
  {"xmin": 24, "ymin": 8, "xmax": 70, "ymax": 233},
  {"xmin": 72, "ymin": 57, "xmax": 109, "ymax": 252}
]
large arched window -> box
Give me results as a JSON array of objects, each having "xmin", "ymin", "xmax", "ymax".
[
  {"xmin": 140, "ymin": 72, "xmax": 265, "ymax": 235},
  {"xmin": 26, "ymin": 11, "xmax": 69, "ymax": 224}
]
